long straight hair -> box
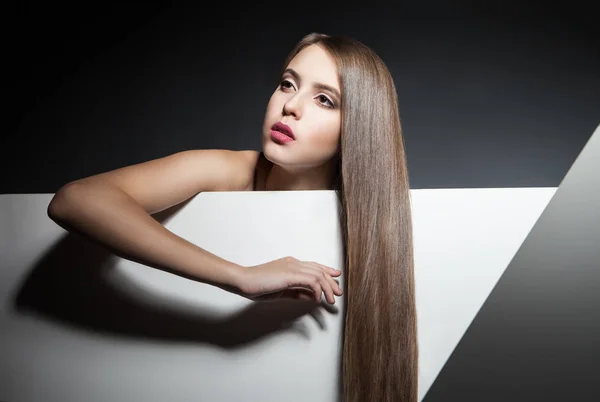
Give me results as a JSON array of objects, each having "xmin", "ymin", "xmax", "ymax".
[{"xmin": 275, "ymin": 33, "xmax": 418, "ymax": 401}]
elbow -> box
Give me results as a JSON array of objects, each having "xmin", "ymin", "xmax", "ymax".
[
  {"xmin": 47, "ymin": 182, "xmax": 84, "ymax": 221},
  {"xmin": 47, "ymin": 197, "xmax": 63, "ymax": 221}
]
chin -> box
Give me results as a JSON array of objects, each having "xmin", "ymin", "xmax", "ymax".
[
  {"xmin": 262, "ymin": 142, "xmax": 279, "ymax": 160},
  {"xmin": 262, "ymin": 143, "xmax": 292, "ymax": 166}
]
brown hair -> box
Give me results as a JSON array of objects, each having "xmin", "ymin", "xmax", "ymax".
[{"xmin": 276, "ymin": 33, "xmax": 418, "ymax": 401}]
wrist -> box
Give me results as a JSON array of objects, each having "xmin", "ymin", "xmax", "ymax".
[{"xmin": 221, "ymin": 262, "xmax": 247, "ymax": 296}]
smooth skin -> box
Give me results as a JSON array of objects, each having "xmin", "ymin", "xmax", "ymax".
[
  {"xmin": 261, "ymin": 43, "xmax": 341, "ymax": 192},
  {"xmin": 48, "ymin": 44, "xmax": 343, "ymax": 305}
]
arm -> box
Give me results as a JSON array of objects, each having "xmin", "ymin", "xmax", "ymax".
[{"xmin": 47, "ymin": 149, "xmax": 257, "ymax": 295}]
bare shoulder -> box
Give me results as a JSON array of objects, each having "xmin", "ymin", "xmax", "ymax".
[
  {"xmin": 220, "ymin": 149, "xmax": 261, "ymax": 191},
  {"xmin": 235, "ymin": 149, "xmax": 261, "ymax": 167},
  {"xmin": 183, "ymin": 148, "xmax": 259, "ymax": 192}
]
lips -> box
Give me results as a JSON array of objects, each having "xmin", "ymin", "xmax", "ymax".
[{"xmin": 271, "ymin": 122, "xmax": 295, "ymax": 140}]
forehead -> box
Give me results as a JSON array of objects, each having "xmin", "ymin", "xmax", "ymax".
[{"xmin": 286, "ymin": 44, "xmax": 339, "ymax": 88}]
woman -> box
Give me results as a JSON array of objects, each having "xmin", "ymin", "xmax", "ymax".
[{"xmin": 48, "ymin": 32, "xmax": 418, "ymax": 402}]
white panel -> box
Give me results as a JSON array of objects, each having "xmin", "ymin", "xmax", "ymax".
[{"xmin": 0, "ymin": 187, "xmax": 555, "ymax": 402}]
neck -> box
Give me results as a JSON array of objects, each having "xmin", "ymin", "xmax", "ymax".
[{"xmin": 264, "ymin": 160, "xmax": 336, "ymax": 191}]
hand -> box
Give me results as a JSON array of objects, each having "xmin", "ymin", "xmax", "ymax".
[{"xmin": 239, "ymin": 256, "xmax": 343, "ymax": 304}]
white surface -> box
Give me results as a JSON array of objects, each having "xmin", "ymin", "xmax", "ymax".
[{"xmin": 0, "ymin": 187, "xmax": 556, "ymax": 401}]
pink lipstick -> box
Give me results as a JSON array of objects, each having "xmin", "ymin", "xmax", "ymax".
[
  {"xmin": 271, "ymin": 122, "xmax": 295, "ymax": 143},
  {"xmin": 271, "ymin": 130, "xmax": 295, "ymax": 143}
]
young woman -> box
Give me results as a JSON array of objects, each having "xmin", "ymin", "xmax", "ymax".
[{"xmin": 48, "ymin": 32, "xmax": 418, "ymax": 402}]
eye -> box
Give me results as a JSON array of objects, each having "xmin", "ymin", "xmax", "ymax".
[
  {"xmin": 317, "ymin": 94, "xmax": 334, "ymax": 108},
  {"xmin": 279, "ymin": 79, "xmax": 294, "ymax": 90},
  {"xmin": 279, "ymin": 79, "xmax": 336, "ymax": 109}
]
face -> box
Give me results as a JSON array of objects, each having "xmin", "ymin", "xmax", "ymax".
[{"xmin": 262, "ymin": 43, "xmax": 341, "ymax": 172}]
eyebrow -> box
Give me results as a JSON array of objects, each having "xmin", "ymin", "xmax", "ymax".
[{"xmin": 283, "ymin": 68, "xmax": 341, "ymax": 101}]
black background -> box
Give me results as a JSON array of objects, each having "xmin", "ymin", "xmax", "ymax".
[{"xmin": 4, "ymin": 1, "xmax": 598, "ymax": 194}]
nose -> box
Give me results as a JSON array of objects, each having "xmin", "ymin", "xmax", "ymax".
[{"xmin": 282, "ymin": 93, "xmax": 302, "ymax": 119}]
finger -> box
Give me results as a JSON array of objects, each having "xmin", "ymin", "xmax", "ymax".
[
  {"xmin": 312, "ymin": 276, "xmax": 325, "ymax": 303},
  {"xmin": 293, "ymin": 274, "xmax": 323, "ymax": 303},
  {"xmin": 311, "ymin": 262, "xmax": 342, "ymax": 277},
  {"xmin": 326, "ymin": 273, "xmax": 343, "ymax": 297},
  {"xmin": 288, "ymin": 289, "xmax": 314, "ymax": 301},
  {"xmin": 300, "ymin": 263, "xmax": 337, "ymax": 303},
  {"xmin": 287, "ymin": 288, "xmax": 322, "ymax": 302},
  {"xmin": 308, "ymin": 263, "xmax": 342, "ymax": 301},
  {"xmin": 315, "ymin": 269, "xmax": 335, "ymax": 304},
  {"xmin": 297, "ymin": 291, "xmax": 313, "ymax": 301},
  {"xmin": 319, "ymin": 268, "xmax": 343, "ymax": 296},
  {"xmin": 313, "ymin": 263, "xmax": 343, "ymax": 294}
]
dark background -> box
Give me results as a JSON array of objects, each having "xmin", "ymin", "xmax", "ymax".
[
  {"xmin": 4, "ymin": 1, "xmax": 598, "ymax": 194},
  {"xmin": 3, "ymin": 2, "xmax": 599, "ymax": 401}
]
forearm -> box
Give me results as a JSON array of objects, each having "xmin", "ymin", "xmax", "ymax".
[{"xmin": 48, "ymin": 183, "xmax": 245, "ymax": 294}]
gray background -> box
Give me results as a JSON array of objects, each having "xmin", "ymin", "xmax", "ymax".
[
  {"xmin": 4, "ymin": 2, "xmax": 599, "ymax": 193},
  {"xmin": 4, "ymin": 2, "xmax": 599, "ymax": 401}
]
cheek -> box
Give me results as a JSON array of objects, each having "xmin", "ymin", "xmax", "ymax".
[
  {"xmin": 265, "ymin": 98, "xmax": 275, "ymax": 116},
  {"xmin": 265, "ymin": 96, "xmax": 284, "ymax": 120},
  {"xmin": 263, "ymin": 98, "xmax": 279, "ymax": 128},
  {"xmin": 309, "ymin": 115, "xmax": 340, "ymax": 145}
]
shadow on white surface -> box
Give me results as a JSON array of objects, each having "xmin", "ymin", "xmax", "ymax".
[
  {"xmin": 12, "ymin": 201, "xmax": 338, "ymax": 346},
  {"xmin": 1, "ymin": 188, "xmax": 556, "ymax": 402}
]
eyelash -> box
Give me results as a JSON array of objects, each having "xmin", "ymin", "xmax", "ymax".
[{"xmin": 279, "ymin": 79, "xmax": 336, "ymax": 109}]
